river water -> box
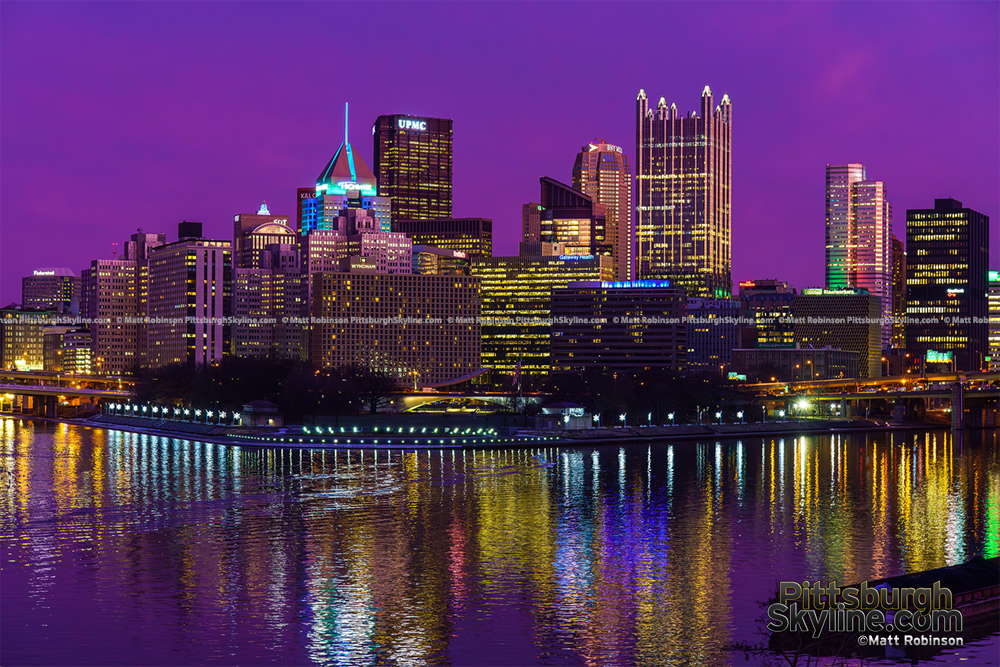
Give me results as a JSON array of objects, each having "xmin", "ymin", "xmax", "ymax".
[{"xmin": 1, "ymin": 418, "xmax": 997, "ymax": 666}]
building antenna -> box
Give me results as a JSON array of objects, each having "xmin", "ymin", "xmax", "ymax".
[
  {"xmin": 111, "ymin": 242, "xmax": 118, "ymax": 260},
  {"xmin": 344, "ymin": 102, "xmax": 349, "ymax": 145}
]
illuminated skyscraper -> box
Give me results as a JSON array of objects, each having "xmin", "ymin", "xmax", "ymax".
[
  {"xmin": 373, "ymin": 114, "xmax": 453, "ymax": 223},
  {"xmin": 573, "ymin": 140, "xmax": 633, "ymax": 280},
  {"xmin": 21, "ymin": 268, "xmax": 79, "ymax": 315},
  {"xmin": 522, "ymin": 177, "xmax": 607, "ymax": 258},
  {"xmin": 891, "ymin": 235, "xmax": 906, "ymax": 349},
  {"xmin": 905, "ymin": 198, "xmax": 989, "ymax": 372},
  {"xmin": 635, "ymin": 86, "xmax": 731, "ymax": 297},
  {"xmin": 825, "ymin": 164, "xmax": 892, "ymax": 347},
  {"xmin": 989, "ymin": 270, "xmax": 999, "ymax": 372},
  {"xmin": 147, "ymin": 222, "xmax": 232, "ymax": 369}
]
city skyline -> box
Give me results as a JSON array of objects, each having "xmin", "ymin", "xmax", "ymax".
[{"xmin": 2, "ymin": 2, "xmax": 998, "ymax": 305}]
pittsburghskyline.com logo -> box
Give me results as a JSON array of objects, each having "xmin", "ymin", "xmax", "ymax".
[{"xmin": 767, "ymin": 580, "xmax": 965, "ymax": 647}]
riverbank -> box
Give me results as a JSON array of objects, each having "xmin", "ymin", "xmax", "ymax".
[{"xmin": 0, "ymin": 411, "xmax": 955, "ymax": 450}]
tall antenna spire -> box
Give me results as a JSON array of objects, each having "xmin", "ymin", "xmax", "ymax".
[{"xmin": 344, "ymin": 102, "xmax": 349, "ymax": 145}]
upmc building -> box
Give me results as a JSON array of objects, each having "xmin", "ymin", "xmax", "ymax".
[{"xmin": 373, "ymin": 114, "xmax": 453, "ymax": 224}]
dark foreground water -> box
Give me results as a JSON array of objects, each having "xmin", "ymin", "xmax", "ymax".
[{"xmin": 1, "ymin": 419, "xmax": 998, "ymax": 666}]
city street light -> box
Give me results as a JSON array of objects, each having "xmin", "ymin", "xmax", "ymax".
[
  {"xmin": 619, "ymin": 413, "xmax": 627, "ymax": 428},
  {"xmin": 737, "ymin": 411, "xmax": 744, "ymax": 424},
  {"xmin": 668, "ymin": 412, "xmax": 675, "ymax": 425},
  {"xmin": 715, "ymin": 411, "xmax": 722, "ymax": 424}
]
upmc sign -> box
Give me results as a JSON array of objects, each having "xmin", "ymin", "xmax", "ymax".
[{"xmin": 398, "ymin": 118, "xmax": 428, "ymax": 131}]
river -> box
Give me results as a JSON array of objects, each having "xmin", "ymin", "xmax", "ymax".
[{"xmin": 1, "ymin": 418, "xmax": 997, "ymax": 666}]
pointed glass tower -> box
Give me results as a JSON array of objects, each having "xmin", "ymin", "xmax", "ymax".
[{"xmin": 297, "ymin": 103, "xmax": 391, "ymax": 234}]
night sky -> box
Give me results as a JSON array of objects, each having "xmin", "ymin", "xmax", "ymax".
[{"xmin": 2, "ymin": 2, "xmax": 997, "ymax": 306}]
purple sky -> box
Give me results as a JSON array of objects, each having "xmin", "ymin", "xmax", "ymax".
[{"xmin": 2, "ymin": 2, "xmax": 997, "ymax": 306}]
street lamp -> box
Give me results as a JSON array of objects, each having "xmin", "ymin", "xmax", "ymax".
[
  {"xmin": 737, "ymin": 410, "xmax": 744, "ymax": 424},
  {"xmin": 668, "ymin": 412, "xmax": 675, "ymax": 425},
  {"xmin": 648, "ymin": 412, "xmax": 652, "ymax": 427},
  {"xmin": 715, "ymin": 411, "xmax": 722, "ymax": 424},
  {"xmin": 778, "ymin": 409, "xmax": 786, "ymax": 421},
  {"xmin": 619, "ymin": 413, "xmax": 627, "ymax": 428}
]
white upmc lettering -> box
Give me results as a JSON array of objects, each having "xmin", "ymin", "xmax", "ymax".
[{"xmin": 397, "ymin": 119, "xmax": 428, "ymax": 131}]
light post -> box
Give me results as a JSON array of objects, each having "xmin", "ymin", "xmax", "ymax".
[
  {"xmin": 778, "ymin": 409, "xmax": 786, "ymax": 422},
  {"xmin": 668, "ymin": 412, "xmax": 675, "ymax": 426},
  {"xmin": 648, "ymin": 412, "xmax": 652, "ymax": 427},
  {"xmin": 619, "ymin": 413, "xmax": 627, "ymax": 428},
  {"xmin": 761, "ymin": 404, "xmax": 767, "ymax": 423},
  {"xmin": 715, "ymin": 411, "xmax": 722, "ymax": 425},
  {"xmin": 737, "ymin": 410, "xmax": 744, "ymax": 424}
]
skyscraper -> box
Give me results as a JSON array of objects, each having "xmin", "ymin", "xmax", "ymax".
[
  {"xmin": 891, "ymin": 235, "xmax": 906, "ymax": 349},
  {"xmin": 21, "ymin": 268, "xmax": 80, "ymax": 315},
  {"xmin": 147, "ymin": 222, "xmax": 231, "ymax": 368},
  {"xmin": 373, "ymin": 114, "xmax": 453, "ymax": 224},
  {"xmin": 635, "ymin": 86, "xmax": 732, "ymax": 297},
  {"xmin": 989, "ymin": 270, "xmax": 999, "ymax": 372},
  {"xmin": 825, "ymin": 164, "xmax": 892, "ymax": 347},
  {"xmin": 572, "ymin": 140, "xmax": 633, "ymax": 280},
  {"xmin": 522, "ymin": 177, "xmax": 607, "ymax": 257},
  {"xmin": 905, "ymin": 198, "xmax": 989, "ymax": 372}
]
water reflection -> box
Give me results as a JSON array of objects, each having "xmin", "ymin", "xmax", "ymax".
[{"xmin": 1, "ymin": 418, "xmax": 997, "ymax": 666}]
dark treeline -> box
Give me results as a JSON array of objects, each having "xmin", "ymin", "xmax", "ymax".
[
  {"xmin": 134, "ymin": 358, "xmax": 759, "ymax": 426},
  {"xmin": 133, "ymin": 357, "xmax": 396, "ymax": 423}
]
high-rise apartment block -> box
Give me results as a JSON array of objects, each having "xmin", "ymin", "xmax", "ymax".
[
  {"xmin": 572, "ymin": 140, "xmax": 633, "ymax": 280},
  {"xmin": 824, "ymin": 164, "xmax": 892, "ymax": 347},
  {"xmin": 905, "ymin": 198, "xmax": 989, "ymax": 372},
  {"xmin": 373, "ymin": 114, "xmax": 453, "ymax": 223},
  {"xmin": 309, "ymin": 272, "xmax": 480, "ymax": 386},
  {"xmin": 635, "ymin": 86, "xmax": 732, "ymax": 298},
  {"xmin": 147, "ymin": 223, "xmax": 231, "ymax": 368},
  {"xmin": 393, "ymin": 218, "xmax": 492, "ymax": 257},
  {"xmin": 793, "ymin": 288, "xmax": 881, "ymax": 378},
  {"xmin": 22, "ymin": 268, "xmax": 80, "ymax": 315},
  {"xmin": 551, "ymin": 281, "xmax": 686, "ymax": 373}
]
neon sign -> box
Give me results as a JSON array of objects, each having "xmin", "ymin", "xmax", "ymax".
[
  {"xmin": 398, "ymin": 119, "xmax": 428, "ymax": 131},
  {"xmin": 33, "ymin": 270, "xmax": 55, "ymax": 276},
  {"xmin": 336, "ymin": 181, "xmax": 375, "ymax": 192}
]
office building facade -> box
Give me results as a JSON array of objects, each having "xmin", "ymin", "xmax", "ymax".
[
  {"xmin": 905, "ymin": 198, "xmax": 989, "ymax": 372},
  {"xmin": 738, "ymin": 279, "xmax": 796, "ymax": 348},
  {"xmin": 472, "ymin": 254, "xmax": 614, "ymax": 381},
  {"xmin": 731, "ymin": 346, "xmax": 859, "ymax": 383},
  {"xmin": 551, "ymin": 281, "xmax": 686, "ymax": 372},
  {"xmin": 989, "ymin": 270, "xmax": 999, "ymax": 372},
  {"xmin": 686, "ymin": 298, "xmax": 740, "ymax": 376},
  {"xmin": 793, "ymin": 288, "xmax": 881, "ymax": 378},
  {"xmin": 0, "ymin": 307, "xmax": 54, "ymax": 371},
  {"xmin": 635, "ymin": 86, "xmax": 732, "ymax": 297},
  {"xmin": 373, "ymin": 114, "xmax": 453, "ymax": 223},
  {"xmin": 522, "ymin": 178, "xmax": 607, "ymax": 258},
  {"xmin": 825, "ymin": 164, "xmax": 892, "ymax": 347},
  {"xmin": 393, "ymin": 218, "xmax": 492, "ymax": 257},
  {"xmin": 572, "ymin": 140, "xmax": 633, "ymax": 280},
  {"xmin": 147, "ymin": 224, "xmax": 232, "ymax": 368},
  {"xmin": 81, "ymin": 259, "xmax": 139, "ymax": 375},
  {"xmin": 891, "ymin": 235, "xmax": 906, "ymax": 349},
  {"xmin": 22, "ymin": 268, "xmax": 80, "ymax": 315}
]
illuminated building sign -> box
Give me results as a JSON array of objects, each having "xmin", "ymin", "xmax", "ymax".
[
  {"xmin": 397, "ymin": 118, "xmax": 428, "ymax": 131},
  {"xmin": 926, "ymin": 350, "xmax": 953, "ymax": 363},
  {"xmin": 560, "ymin": 255, "xmax": 595, "ymax": 261},
  {"xmin": 801, "ymin": 288, "xmax": 866, "ymax": 296},
  {"xmin": 728, "ymin": 372, "xmax": 747, "ymax": 381},
  {"xmin": 599, "ymin": 280, "xmax": 672, "ymax": 289},
  {"xmin": 32, "ymin": 270, "xmax": 55, "ymax": 276},
  {"xmin": 336, "ymin": 181, "xmax": 375, "ymax": 192},
  {"xmin": 589, "ymin": 143, "xmax": 623, "ymax": 153},
  {"xmin": 990, "ymin": 270, "xmax": 999, "ymax": 282}
]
